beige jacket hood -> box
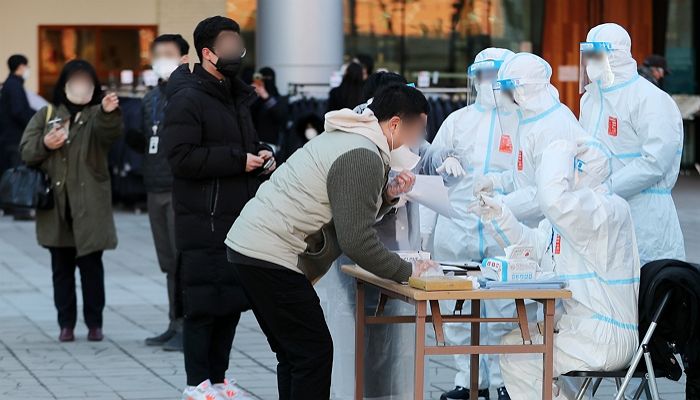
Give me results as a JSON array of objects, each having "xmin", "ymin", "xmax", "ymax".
[{"xmin": 324, "ymin": 108, "xmax": 391, "ymax": 162}]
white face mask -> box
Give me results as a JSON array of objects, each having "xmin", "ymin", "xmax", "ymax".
[
  {"xmin": 389, "ymin": 144, "xmax": 421, "ymax": 171},
  {"xmin": 387, "ymin": 123, "xmax": 422, "ymax": 171},
  {"xmin": 152, "ymin": 58, "xmax": 180, "ymax": 81},
  {"xmin": 586, "ymin": 59, "xmax": 614, "ymax": 88},
  {"xmin": 21, "ymin": 67, "xmax": 30, "ymax": 81},
  {"xmin": 304, "ymin": 127, "xmax": 318, "ymax": 140},
  {"xmin": 478, "ymin": 82, "xmax": 497, "ymax": 108},
  {"xmin": 65, "ymin": 81, "xmax": 94, "ymax": 105},
  {"xmin": 497, "ymin": 90, "xmax": 519, "ymax": 113}
]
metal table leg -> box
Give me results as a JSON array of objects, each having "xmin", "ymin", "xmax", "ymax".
[{"xmin": 355, "ymin": 281, "xmax": 365, "ymax": 400}]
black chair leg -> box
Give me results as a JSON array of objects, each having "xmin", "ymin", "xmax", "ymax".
[
  {"xmin": 632, "ymin": 378, "xmax": 648, "ymax": 400},
  {"xmin": 644, "ymin": 381, "xmax": 653, "ymax": 400},
  {"xmin": 591, "ymin": 377, "xmax": 602, "ymax": 395}
]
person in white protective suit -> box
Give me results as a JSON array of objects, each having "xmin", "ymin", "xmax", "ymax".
[
  {"xmin": 423, "ymin": 48, "xmax": 518, "ymax": 400},
  {"xmin": 473, "ymin": 53, "xmax": 586, "ymax": 227},
  {"xmin": 471, "ymin": 138, "xmax": 640, "ymax": 400},
  {"xmin": 578, "ymin": 22, "xmax": 685, "ymax": 265}
]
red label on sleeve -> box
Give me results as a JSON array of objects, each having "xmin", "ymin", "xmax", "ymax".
[
  {"xmin": 499, "ymin": 134, "xmax": 513, "ymax": 154},
  {"xmin": 554, "ymin": 234, "xmax": 561, "ymax": 254},
  {"xmin": 517, "ymin": 150, "xmax": 523, "ymax": 171},
  {"xmin": 608, "ymin": 116, "xmax": 618, "ymax": 137}
]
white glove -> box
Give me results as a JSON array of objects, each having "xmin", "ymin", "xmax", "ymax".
[
  {"xmin": 411, "ymin": 259, "xmax": 444, "ymax": 278},
  {"xmin": 436, "ymin": 157, "xmax": 466, "ymax": 177},
  {"xmin": 473, "ymin": 175, "xmax": 495, "ymax": 197},
  {"xmin": 467, "ymin": 194, "xmax": 503, "ymax": 221}
]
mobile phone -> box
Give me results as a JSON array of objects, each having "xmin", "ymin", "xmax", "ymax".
[
  {"xmin": 262, "ymin": 158, "xmax": 274, "ymax": 170},
  {"xmin": 48, "ymin": 117, "xmax": 64, "ymax": 129},
  {"xmin": 256, "ymin": 158, "xmax": 275, "ymax": 177}
]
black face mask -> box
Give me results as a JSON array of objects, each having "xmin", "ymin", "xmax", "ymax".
[{"xmin": 210, "ymin": 54, "xmax": 242, "ymax": 78}]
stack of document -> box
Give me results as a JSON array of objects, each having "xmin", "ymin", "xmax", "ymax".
[{"xmin": 483, "ymin": 279, "xmax": 568, "ymax": 290}]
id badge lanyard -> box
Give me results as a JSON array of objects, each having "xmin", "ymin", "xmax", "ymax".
[{"xmin": 148, "ymin": 90, "xmax": 164, "ymax": 154}]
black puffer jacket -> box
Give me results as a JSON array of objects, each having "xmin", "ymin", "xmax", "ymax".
[
  {"xmin": 639, "ymin": 259, "xmax": 700, "ymax": 387},
  {"xmin": 162, "ymin": 63, "xmax": 266, "ymax": 317}
]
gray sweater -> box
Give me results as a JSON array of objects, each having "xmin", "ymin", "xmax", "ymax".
[{"xmin": 225, "ymin": 108, "xmax": 412, "ymax": 283}]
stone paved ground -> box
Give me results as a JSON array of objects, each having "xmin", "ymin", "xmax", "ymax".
[{"xmin": 1, "ymin": 175, "xmax": 698, "ymax": 399}]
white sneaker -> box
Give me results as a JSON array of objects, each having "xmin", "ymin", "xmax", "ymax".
[
  {"xmin": 213, "ymin": 378, "xmax": 254, "ymax": 400},
  {"xmin": 182, "ymin": 379, "xmax": 223, "ymax": 400}
]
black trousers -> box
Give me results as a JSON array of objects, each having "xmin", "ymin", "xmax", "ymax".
[
  {"xmin": 48, "ymin": 247, "xmax": 105, "ymax": 329},
  {"xmin": 183, "ymin": 312, "xmax": 240, "ymax": 386},
  {"xmin": 235, "ymin": 263, "xmax": 333, "ymax": 400}
]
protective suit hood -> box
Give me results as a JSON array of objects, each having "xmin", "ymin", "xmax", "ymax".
[
  {"xmin": 497, "ymin": 53, "xmax": 560, "ymax": 119},
  {"xmin": 585, "ymin": 23, "xmax": 638, "ymax": 89},
  {"xmin": 472, "ymin": 47, "xmax": 514, "ymax": 108}
]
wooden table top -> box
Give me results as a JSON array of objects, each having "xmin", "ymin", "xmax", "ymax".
[{"xmin": 341, "ymin": 265, "xmax": 572, "ymax": 301}]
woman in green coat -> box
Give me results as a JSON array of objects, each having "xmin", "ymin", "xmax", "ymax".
[{"xmin": 20, "ymin": 60, "xmax": 122, "ymax": 342}]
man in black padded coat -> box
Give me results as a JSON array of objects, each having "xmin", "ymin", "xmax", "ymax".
[{"xmin": 161, "ymin": 15, "xmax": 275, "ymax": 396}]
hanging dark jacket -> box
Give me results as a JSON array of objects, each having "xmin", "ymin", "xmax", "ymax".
[
  {"xmin": 639, "ymin": 259, "xmax": 700, "ymax": 383},
  {"xmin": 161, "ymin": 63, "xmax": 267, "ymax": 317},
  {"xmin": 251, "ymin": 95, "xmax": 288, "ymax": 145}
]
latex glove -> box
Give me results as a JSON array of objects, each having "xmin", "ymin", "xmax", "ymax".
[
  {"xmin": 411, "ymin": 259, "xmax": 443, "ymax": 278},
  {"xmin": 386, "ymin": 170, "xmax": 416, "ymax": 199},
  {"xmin": 473, "ymin": 175, "xmax": 495, "ymax": 197},
  {"xmin": 467, "ymin": 194, "xmax": 503, "ymax": 221},
  {"xmin": 436, "ymin": 157, "xmax": 466, "ymax": 177}
]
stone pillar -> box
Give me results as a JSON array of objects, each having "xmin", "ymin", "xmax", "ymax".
[{"xmin": 256, "ymin": 0, "xmax": 344, "ymax": 94}]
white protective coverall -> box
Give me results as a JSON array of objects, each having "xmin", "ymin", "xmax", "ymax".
[
  {"xmin": 579, "ymin": 23, "xmax": 685, "ymax": 265},
  {"xmin": 477, "ymin": 139, "xmax": 640, "ymax": 400},
  {"xmin": 481, "ymin": 53, "xmax": 587, "ymax": 227},
  {"xmin": 424, "ymin": 48, "xmax": 519, "ymax": 392}
]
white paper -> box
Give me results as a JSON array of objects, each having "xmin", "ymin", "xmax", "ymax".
[{"xmin": 405, "ymin": 175, "xmax": 456, "ymax": 218}]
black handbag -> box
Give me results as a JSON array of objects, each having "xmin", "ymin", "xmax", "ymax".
[
  {"xmin": 0, "ymin": 104, "xmax": 55, "ymax": 210},
  {"xmin": 0, "ymin": 165, "xmax": 53, "ymax": 210}
]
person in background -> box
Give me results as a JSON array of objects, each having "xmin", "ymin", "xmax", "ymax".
[
  {"xmin": 327, "ymin": 61, "xmax": 365, "ymax": 112},
  {"xmin": 125, "ymin": 33, "xmax": 190, "ymax": 352},
  {"xmin": 355, "ymin": 53, "xmax": 375, "ymax": 77},
  {"xmin": 0, "ymin": 54, "xmax": 36, "ymax": 220},
  {"xmin": 579, "ymin": 23, "xmax": 684, "ymax": 266},
  {"xmin": 225, "ymin": 84, "xmax": 439, "ymax": 399},
  {"xmin": 278, "ymin": 112, "xmax": 324, "ymax": 162},
  {"xmin": 161, "ymin": 16, "xmax": 270, "ymax": 400},
  {"xmin": 638, "ymin": 54, "xmax": 670, "ymax": 89},
  {"xmin": 19, "ymin": 59, "xmax": 122, "ymax": 342},
  {"xmin": 251, "ymin": 66, "xmax": 288, "ymax": 152}
]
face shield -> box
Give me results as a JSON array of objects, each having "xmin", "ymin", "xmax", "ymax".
[
  {"xmin": 467, "ymin": 59, "xmax": 503, "ymax": 107},
  {"xmin": 579, "ymin": 41, "xmax": 614, "ymax": 93}
]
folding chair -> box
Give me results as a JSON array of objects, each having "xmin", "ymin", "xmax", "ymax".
[{"xmin": 563, "ymin": 291, "xmax": 672, "ymax": 400}]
